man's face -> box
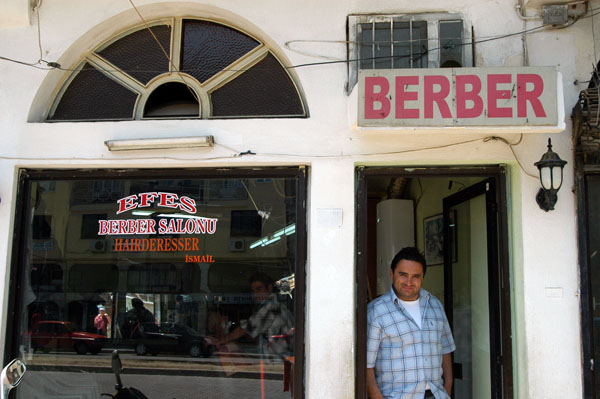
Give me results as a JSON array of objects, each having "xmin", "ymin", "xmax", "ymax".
[
  {"xmin": 251, "ymin": 281, "xmax": 272, "ymax": 302},
  {"xmin": 390, "ymin": 259, "xmax": 424, "ymax": 301}
]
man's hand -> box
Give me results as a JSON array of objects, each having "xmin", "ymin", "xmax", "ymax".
[
  {"xmin": 366, "ymin": 368, "xmax": 384, "ymax": 399},
  {"xmin": 442, "ymin": 353, "xmax": 453, "ymax": 396}
]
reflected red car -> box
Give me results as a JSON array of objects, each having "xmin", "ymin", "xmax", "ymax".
[{"xmin": 28, "ymin": 321, "xmax": 106, "ymax": 355}]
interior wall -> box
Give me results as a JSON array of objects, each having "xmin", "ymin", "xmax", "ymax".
[
  {"xmin": 406, "ymin": 176, "xmax": 484, "ymax": 301},
  {"xmin": 470, "ymin": 195, "xmax": 491, "ymax": 399},
  {"xmin": 452, "ymin": 199, "xmax": 473, "ymax": 399}
]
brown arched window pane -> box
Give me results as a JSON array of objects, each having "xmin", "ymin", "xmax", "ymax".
[
  {"xmin": 49, "ymin": 63, "xmax": 138, "ymax": 121},
  {"xmin": 97, "ymin": 25, "xmax": 172, "ymax": 86},
  {"xmin": 211, "ymin": 54, "xmax": 305, "ymax": 117},
  {"xmin": 181, "ymin": 20, "xmax": 259, "ymax": 83}
]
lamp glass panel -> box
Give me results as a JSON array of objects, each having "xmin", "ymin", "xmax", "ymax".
[
  {"xmin": 552, "ymin": 166, "xmax": 563, "ymax": 189},
  {"xmin": 540, "ymin": 167, "xmax": 552, "ymax": 190}
]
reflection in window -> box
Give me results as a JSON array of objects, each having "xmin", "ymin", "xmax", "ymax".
[{"xmin": 12, "ymin": 172, "xmax": 301, "ymax": 399}]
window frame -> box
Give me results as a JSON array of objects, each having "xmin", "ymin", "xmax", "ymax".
[
  {"xmin": 5, "ymin": 166, "xmax": 307, "ymax": 398},
  {"xmin": 347, "ymin": 13, "xmax": 473, "ymax": 94},
  {"xmin": 45, "ymin": 17, "xmax": 308, "ymax": 121}
]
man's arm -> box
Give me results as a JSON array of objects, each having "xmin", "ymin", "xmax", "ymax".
[
  {"xmin": 367, "ymin": 368, "xmax": 384, "ymax": 399},
  {"xmin": 442, "ymin": 353, "xmax": 453, "ymax": 396},
  {"xmin": 219, "ymin": 326, "xmax": 247, "ymax": 344}
]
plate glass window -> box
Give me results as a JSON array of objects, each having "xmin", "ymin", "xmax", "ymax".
[{"xmin": 9, "ymin": 171, "xmax": 303, "ymax": 399}]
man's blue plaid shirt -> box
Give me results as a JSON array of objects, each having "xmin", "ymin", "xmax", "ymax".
[{"xmin": 367, "ymin": 288, "xmax": 455, "ymax": 399}]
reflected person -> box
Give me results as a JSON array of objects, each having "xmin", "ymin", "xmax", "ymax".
[
  {"xmin": 123, "ymin": 297, "xmax": 157, "ymax": 338},
  {"xmin": 94, "ymin": 305, "xmax": 111, "ymax": 336},
  {"xmin": 220, "ymin": 272, "xmax": 294, "ymax": 359},
  {"xmin": 367, "ymin": 247, "xmax": 455, "ymax": 399}
]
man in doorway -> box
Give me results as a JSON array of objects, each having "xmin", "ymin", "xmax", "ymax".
[{"xmin": 367, "ymin": 247, "xmax": 455, "ymax": 399}]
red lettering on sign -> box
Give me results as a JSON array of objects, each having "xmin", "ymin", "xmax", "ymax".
[
  {"xmin": 456, "ymin": 75, "xmax": 484, "ymax": 118},
  {"xmin": 128, "ymin": 219, "xmax": 138, "ymax": 234},
  {"xmin": 395, "ymin": 76, "xmax": 419, "ymax": 119},
  {"xmin": 138, "ymin": 192, "xmax": 158, "ymax": 207},
  {"xmin": 117, "ymin": 194, "xmax": 138, "ymax": 214},
  {"xmin": 179, "ymin": 196, "xmax": 197, "ymax": 214},
  {"xmin": 98, "ymin": 220, "xmax": 109, "ymax": 235},
  {"xmin": 487, "ymin": 74, "xmax": 512, "ymax": 118},
  {"xmin": 158, "ymin": 192, "xmax": 178, "ymax": 208},
  {"xmin": 424, "ymin": 75, "xmax": 452, "ymax": 119},
  {"xmin": 208, "ymin": 219, "xmax": 217, "ymax": 234},
  {"xmin": 517, "ymin": 74, "xmax": 546, "ymax": 118},
  {"xmin": 147, "ymin": 219, "xmax": 156, "ymax": 234},
  {"xmin": 364, "ymin": 77, "xmax": 391, "ymax": 119}
]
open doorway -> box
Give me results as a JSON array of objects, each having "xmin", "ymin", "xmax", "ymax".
[{"xmin": 356, "ymin": 166, "xmax": 512, "ymax": 399}]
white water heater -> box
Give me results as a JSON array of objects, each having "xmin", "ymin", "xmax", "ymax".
[{"xmin": 376, "ymin": 199, "xmax": 415, "ymax": 296}]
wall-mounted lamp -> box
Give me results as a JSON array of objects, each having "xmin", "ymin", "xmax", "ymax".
[
  {"xmin": 534, "ymin": 138, "xmax": 567, "ymax": 212},
  {"xmin": 105, "ymin": 136, "xmax": 214, "ymax": 151}
]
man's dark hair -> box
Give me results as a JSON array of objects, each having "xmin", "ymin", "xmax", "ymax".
[
  {"xmin": 131, "ymin": 298, "xmax": 144, "ymax": 309},
  {"xmin": 390, "ymin": 247, "xmax": 427, "ymax": 275},
  {"xmin": 249, "ymin": 272, "xmax": 274, "ymax": 288}
]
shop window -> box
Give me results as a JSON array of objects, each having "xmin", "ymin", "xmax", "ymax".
[
  {"xmin": 81, "ymin": 214, "xmax": 107, "ymax": 239},
  {"xmin": 46, "ymin": 18, "xmax": 307, "ymax": 121},
  {"xmin": 230, "ymin": 210, "xmax": 262, "ymax": 237},
  {"xmin": 32, "ymin": 215, "xmax": 52, "ymax": 239},
  {"xmin": 31, "ymin": 263, "xmax": 63, "ymax": 291},
  {"xmin": 8, "ymin": 169, "xmax": 305, "ymax": 399},
  {"xmin": 347, "ymin": 14, "xmax": 470, "ymax": 92}
]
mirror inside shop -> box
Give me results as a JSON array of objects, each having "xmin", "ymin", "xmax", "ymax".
[{"xmin": 11, "ymin": 176, "xmax": 299, "ymax": 399}]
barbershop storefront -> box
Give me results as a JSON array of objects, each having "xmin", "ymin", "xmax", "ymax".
[
  {"xmin": 353, "ymin": 66, "xmax": 563, "ymax": 399},
  {"xmin": 0, "ymin": 2, "xmax": 588, "ymax": 399}
]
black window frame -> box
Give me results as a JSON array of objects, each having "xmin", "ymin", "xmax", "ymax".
[{"xmin": 5, "ymin": 166, "xmax": 307, "ymax": 398}]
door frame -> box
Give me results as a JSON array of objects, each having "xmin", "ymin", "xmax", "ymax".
[
  {"xmin": 355, "ymin": 165, "xmax": 513, "ymax": 399},
  {"xmin": 442, "ymin": 177, "xmax": 503, "ymax": 399},
  {"xmin": 576, "ymin": 162, "xmax": 600, "ymax": 399}
]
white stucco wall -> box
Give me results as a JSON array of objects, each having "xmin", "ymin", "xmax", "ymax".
[{"xmin": 1, "ymin": 0, "xmax": 597, "ymax": 397}]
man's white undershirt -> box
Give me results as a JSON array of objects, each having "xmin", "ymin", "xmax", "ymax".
[
  {"xmin": 398, "ymin": 298, "xmax": 421, "ymax": 329},
  {"xmin": 398, "ymin": 298, "xmax": 431, "ymax": 390}
]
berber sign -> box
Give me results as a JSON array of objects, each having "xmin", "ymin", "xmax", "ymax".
[{"xmin": 358, "ymin": 67, "xmax": 559, "ymax": 128}]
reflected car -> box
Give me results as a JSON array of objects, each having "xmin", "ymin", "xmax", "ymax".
[
  {"xmin": 131, "ymin": 322, "xmax": 215, "ymax": 358},
  {"xmin": 28, "ymin": 321, "xmax": 106, "ymax": 355}
]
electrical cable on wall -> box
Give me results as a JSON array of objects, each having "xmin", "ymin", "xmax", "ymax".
[
  {"xmin": 2, "ymin": 6, "xmax": 599, "ymax": 72},
  {"xmin": 0, "ymin": 133, "xmax": 537, "ymax": 178}
]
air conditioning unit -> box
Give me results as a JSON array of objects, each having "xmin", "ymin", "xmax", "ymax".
[
  {"xmin": 229, "ymin": 239, "xmax": 245, "ymax": 252},
  {"xmin": 90, "ymin": 239, "xmax": 107, "ymax": 253}
]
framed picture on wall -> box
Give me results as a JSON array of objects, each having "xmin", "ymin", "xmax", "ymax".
[
  {"xmin": 424, "ymin": 214, "xmax": 444, "ymax": 266},
  {"xmin": 424, "ymin": 212, "xmax": 458, "ymax": 266}
]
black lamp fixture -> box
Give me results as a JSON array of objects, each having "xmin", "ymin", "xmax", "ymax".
[{"xmin": 534, "ymin": 138, "xmax": 567, "ymax": 212}]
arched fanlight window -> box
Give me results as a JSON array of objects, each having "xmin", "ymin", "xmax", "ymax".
[{"xmin": 47, "ymin": 18, "xmax": 307, "ymax": 121}]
